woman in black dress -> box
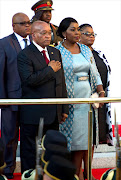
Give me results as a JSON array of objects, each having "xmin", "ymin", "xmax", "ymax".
[{"xmin": 79, "ymin": 23, "xmax": 113, "ymax": 180}]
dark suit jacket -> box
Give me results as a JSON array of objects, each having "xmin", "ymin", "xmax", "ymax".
[
  {"xmin": 17, "ymin": 43, "xmax": 69, "ymax": 125},
  {"xmin": 0, "ymin": 33, "xmax": 22, "ymax": 111}
]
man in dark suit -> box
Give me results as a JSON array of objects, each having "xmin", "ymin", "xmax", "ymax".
[
  {"xmin": 17, "ymin": 20, "xmax": 69, "ymax": 173},
  {"xmin": 0, "ymin": 12, "xmax": 31, "ymax": 179},
  {"xmin": 31, "ymin": 0, "xmax": 62, "ymax": 46}
]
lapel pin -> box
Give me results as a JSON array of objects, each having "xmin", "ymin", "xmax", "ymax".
[{"xmin": 51, "ymin": 52, "xmax": 54, "ymax": 54}]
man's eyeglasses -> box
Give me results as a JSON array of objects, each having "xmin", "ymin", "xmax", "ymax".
[
  {"xmin": 13, "ymin": 21, "xmax": 32, "ymax": 26},
  {"xmin": 81, "ymin": 32, "xmax": 97, "ymax": 37}
]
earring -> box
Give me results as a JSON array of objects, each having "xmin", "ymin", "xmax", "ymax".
[
  {"xmin": 79, "ymin": 39, "xmax": 81, "ymax": 43},
  {"xmin": 62, "ymin": 37, "xmax": 66, "ymax": 42}
]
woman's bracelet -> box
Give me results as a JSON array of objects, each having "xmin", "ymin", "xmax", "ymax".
[{"xmin": 98, "ymin": 90, "xmax": 105, "ymax": 95}]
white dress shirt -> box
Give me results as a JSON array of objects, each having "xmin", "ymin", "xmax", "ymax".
[
  {"xmin": 33, "ymin": 40, "xmax": 50, "ymax": 61},
  {"xmin": 14, "ymin": 33, "xmax": 30, "ymax": 49}
]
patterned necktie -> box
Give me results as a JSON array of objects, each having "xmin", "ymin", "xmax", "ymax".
[
  {"xmin": 23, "ymin": 38, "xmax": 28, "ymax": 48},
  {"xmin": 42, "ymin": 50, "xmax": 49, "ymax": 64}
]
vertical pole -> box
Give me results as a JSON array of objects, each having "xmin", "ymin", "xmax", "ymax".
[
  {"xmin": 114, "ymin": 109, "xmax": 121, "ymax": 180},
  {"xmin": 88, "ymin": 104, "xmax": 93, "ymax": 180},
  {"xmin": 116, "ymin": 146, "xmax": 121, "ymax": 180}
]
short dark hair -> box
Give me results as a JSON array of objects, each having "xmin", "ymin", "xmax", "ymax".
[
  {"xmin": 57, "ymin": 17, "xmax": 78, "ymax": 39},
  {"xmin": 79, "ymin": 23, "xmax": 92, "ymax": 31}
]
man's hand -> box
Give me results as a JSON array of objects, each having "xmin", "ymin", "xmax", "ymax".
[
  {"xmin": 60, "ymin": 113, "xmax": 68, "ymax": 123},
  {"xmin": 48, "ymin": 60, "xmax": 61, "ymax": 72}
]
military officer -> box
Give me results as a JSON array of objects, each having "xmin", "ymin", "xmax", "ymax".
[{"xmin": 31, "ymin": 0, "xmax": 62, "ymax": 46}]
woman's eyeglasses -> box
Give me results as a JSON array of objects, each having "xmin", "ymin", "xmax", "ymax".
[{"xmin": 81, "ymin": 32, "xmax": 97, "ymax": 37}]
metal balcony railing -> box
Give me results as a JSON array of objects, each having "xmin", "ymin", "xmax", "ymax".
[
  {"xmin": 0, "ymin": 97, "xmax": 121, "ymax": 180},
  {"xmin": 0, "ymin": 97, "xmax": 121, "ymax": 105}
]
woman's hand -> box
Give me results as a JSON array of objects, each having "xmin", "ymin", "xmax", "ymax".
[
  {"xmin": 97, "ymin": 85, "xmax": 105, "ymax": 108},
  {"xmin": 99, "ymin": 91, "xmax": 105, "ymax": 108}
]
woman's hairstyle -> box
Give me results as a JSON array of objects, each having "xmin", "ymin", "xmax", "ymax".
[
  {"xmin": 57, "ymin": 17, "xmax": 78, "ymax": 39},
  {"xmin": 79, "ymin": 23, "xmax": 92, "ymax": 31}
]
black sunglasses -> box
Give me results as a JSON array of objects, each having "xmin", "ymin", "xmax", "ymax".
[{"xmin": 14, "ymin": 21, "xmax": 31, "ymax": 26}]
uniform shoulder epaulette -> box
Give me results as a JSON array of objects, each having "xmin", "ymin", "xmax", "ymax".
[{"xmin": 50, "ymin": 23, "xmax": 58, "ymax": 30}]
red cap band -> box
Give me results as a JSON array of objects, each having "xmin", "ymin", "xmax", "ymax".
[{"xmin": 33, "ymin": 3, "xmax": 52, "ymax": 11}]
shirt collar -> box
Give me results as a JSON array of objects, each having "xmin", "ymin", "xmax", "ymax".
[
  {"xmin": 14, "ymin": 32, "xmax": 30, "ymax": 43},
  {"xmin": 33, "ymin": 41, "xmax": 48, "ymax": 52}
]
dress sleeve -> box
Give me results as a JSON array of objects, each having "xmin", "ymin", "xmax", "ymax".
[
  {"xmin": 92, "ymin": 57, "xmax": 102, "ymax": 85},
  {"xmin": 97, "ymin": 71, "xmax": 102, "ymax": 85}
]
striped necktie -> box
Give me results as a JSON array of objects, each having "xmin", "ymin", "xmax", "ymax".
[{"xmin": 23, "ymin": 38, "xmax": 28, "ymax": 48}]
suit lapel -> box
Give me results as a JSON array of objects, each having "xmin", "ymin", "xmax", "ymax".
[
  {"xmin": 30, "ymin": 44, "xmax": 56, "ymax": 65},
  {"xmin": 11, "ymin": 33, "xmax": 22, "ymax": 54},
  {"xmin": 30, "ymin": 43, "xmax": 47, "ymax": 66},
  {"xmin": 11, "ymin": 33, "xmax": 32, "ymax": 54},
  {"xmin": 47, "ymin": 46, "xmax": 55, "ymax": 61}
]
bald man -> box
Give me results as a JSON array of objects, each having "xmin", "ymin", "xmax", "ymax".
[
  {"xmin": 17, "ymin": 20, "xmax": 69, "ymax": 173},
  {"xmin": 0, "ymin": 12, "xmax": 31, "ymax": 179}
]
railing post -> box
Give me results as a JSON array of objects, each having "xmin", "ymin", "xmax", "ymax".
[
  {"xmin": 116, "ymin": 146, "xmax": 121, "ymax": 180},
  {"xmin": 88, "ymin": 104, "xmax": 93, "ymax": 180}
]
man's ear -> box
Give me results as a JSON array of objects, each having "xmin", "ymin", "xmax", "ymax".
[
  {"xmin": 32, "ymin": 32, "xmax": 35, "ymax": 39},
  {"xmin": 12, "ymin": 23, "xmax": 15, "ymax": 30}
]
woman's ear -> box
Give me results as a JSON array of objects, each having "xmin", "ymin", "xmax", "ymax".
[{"xmin": 62, "ymin": 31, "xmax": 66, "ymax": 39}]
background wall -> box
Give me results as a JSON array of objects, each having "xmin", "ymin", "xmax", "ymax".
[{"xmin": 0, "ymin": 0, "xmax": 121, "ymax": 124}]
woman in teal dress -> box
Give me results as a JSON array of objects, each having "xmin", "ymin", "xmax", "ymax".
[{"xmin": 56, "ymin": 17, "xmax": 105, "ymax": 180}]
